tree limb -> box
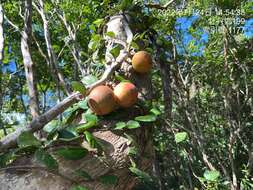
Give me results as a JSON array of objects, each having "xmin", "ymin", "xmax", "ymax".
[
  {"xmin": 33, "ymin": 0, "xmax": 72, "ymax": 96},
  {"xmin": 21, "ymin": 0, "xmax": 40, "ymax": 119}
]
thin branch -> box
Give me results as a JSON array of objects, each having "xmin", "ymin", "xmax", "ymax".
[
  {"xmin": 4, "ymin": 15, "xmax": 20, "ymax": 33},
  {"xmin": 33, "ymin": 0, "xmax": 72, "ymax": 96},
  {"xmin": 32, "ymin": 32, "xmax": 49, "ymax": 63},
  {"xmin": 57, "ymin": 43, "xmax": 67, "ymax": 59}
]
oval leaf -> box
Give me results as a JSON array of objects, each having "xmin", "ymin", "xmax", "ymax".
[
  {"xmin": 99, "ymin": 175, "xmax": 118, "ymax": 186},
  {"xmin": 129, "ymin": 167, "xmax": 152, "ymax": 182},
  {"xmin": 81, "ymin": 75, "xmax": 98, "ymax": 86},
  {"xmin": 71, "ymin": 81, "xmax": 86, "ymax": 94},
  {"xmin": 114, "ymin": 122, "xmax": 126, "ymax": 130},
  {"xmin": 126, "ymin": 120, "xmax": 140, "ymax": 129},
  {"xmin": 93, "ymin": 18, "xmax": 104, "ymax": 26},
  {"xmin": 204, "ymin": 170, "xmax": 220, "ymax": 181},
  {"xmin": 77, "ymin": 100, "xmax": 89, "ymax": 110},
  {"xmin": 106, "ymin": 31, "xmax": 115, "ymax": 38},
  {"xmin": 110, "ymin": 45, "xmax": 121, "ymax": 58},
  {"xmin": 35, "ymin": 149, "xmax": 58, "ymax": 170},
  {"xmin": 56, "ymin": 147, "xmax": 88, "ymax": 160},
  {"xmin": 135, "ymin": 115, "xmax": 157, "ymax": 122},
  {"xmin": 150, "ymin": 108, "xmax": 161, "ymax": 116},
  {"xmin": 175, "ymin": 132, "xmax": 188, "ymax": 143},
  {"xmin": 17, "ymin": 131, "xmax": 41, "ymax": 148},
  {"xmin": 73, "ymin": 169, "xmax": 92, "ymax": 181}
]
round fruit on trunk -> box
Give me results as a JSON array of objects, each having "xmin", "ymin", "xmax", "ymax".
[
  {"xmin": 132, "ymin": 51, "xmax": 152, "ymax": 73},
  {"xmin": 114, "ymin": 82, "xmax": 138, "ymax": 108},
  {"xmin": 88, "ymin": 85, "xmax": 117, "ymax": 115}
]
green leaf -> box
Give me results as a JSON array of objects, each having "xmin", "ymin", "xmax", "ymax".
[
  {"xmin": 81, "ymin": 75, "xmax": 98, "ymax": 86},
  {"xmin": 129, "ymin": 167, "xmax": 152, "ymax": 182},
  {"xmin": 73, "ymin": 169, "xmax": 92, "ymax": 181},
  {"xmin": 84, "ymin": 113, "xmax": 98, "ymax": 123},
  {"xmin": 70, "ymin": 185, "xmax": 88, "ymax": 190},
  {"xmin": 35, "ymin": 149, "xmax": 58, "ymax": 170},
  {"xmin": 126, "ymin": 120, "xmax": 140, "ymax": 129},
  {"xmin": 150, "ymin": 108, "xmax": 161, "ymax": 116},
  {"xmin": 120, "ymin": 0, "xmax": 133, "ymax": 10},
  {"xmin": 175, "ymin": 132, "xmax": 188, "ymax": 143},
  {"xmin": 131, "ymin": 41, "xmax": 139, "ymax": 50},
  {"xmin": 115, "ymin": 74, "xmax": 130, "ymax": 82},
  {"xmin": 88, "ymin": 34, "xmax": 102, "ymax": 50},
  {"xmin": 106, "ymin": 31, "xmax": 116, "ymax": 38},
  {"xmin": 76, "ymin": 113, "xmax": 98, "ymax": 133},
  {"xmin": 77, "ymin": 100, "xmax": 89, "ymax": 110},
  {"xmin": 71, "ymin": 81, "xmax": 86, "ymax": 94},
  {"xmin": 204, "ymin": 170, "xmax": 220, "ymax": 181},
  {"xmin": 84, "ymin": 131, "xmax": 98, "ymax": 148},
  {"xmin": 110, "ymin": 45, "xmax": 121, "ymax": 58},
  {"xmin": 0, "ymin": 152, "xmax": 16, "ymax": 167},
  {"xmin": 55, "ymin": 147, "xmax": 88, "ymax": 160},
  {"xmin": 17, "ymin": 131, "xmax": 41, "ymax": 148},
  {"xmin": 128, "ymin": 147, "xmax": 138, "ymax": 156},
  {"xmin": 58, "ymin": 129, "xmax": 79, "ymax": 141},
  {"xmin": 135, "ymin": 115, "xmax": 157, "ymax": 122},
  {"xmin": 43, "ymin": 120, "xmax": 59, "ymax": 133},
  {"xmin": 76, "ymin": 122, "xmax": 96, "ymax": 133},
  {"xmin": 99, "ymin": 175, "xmax": 118, "ymax": 186},
  {"xmin": 93, "ymin": 18, "xmax": 104, "ymax": 27},
  {"xmin": 114, "ymin": 122, "xmax": 126, "ymax": 130}
]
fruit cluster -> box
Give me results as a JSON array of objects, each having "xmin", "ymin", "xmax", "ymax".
[{"xmin": 88, "ymin": 51, "xmax": 152, "ymax": 115}]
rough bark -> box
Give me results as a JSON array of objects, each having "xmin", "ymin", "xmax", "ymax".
[
  {"xmin": 21, "ymin": 0, "xmax": 40, "ymax": 118},
  {"xmin": 33, "ymin": 0, "xmax": 72, "ymax": 96},
  {"xmin": 0, "ymin": 13, "xmax": 154, "ymax": 190}
]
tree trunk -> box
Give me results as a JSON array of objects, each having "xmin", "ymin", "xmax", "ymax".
[
  {"xmin": 21, "ymin": 0, "xmax": 40, "ymax": 119},
  {"xmin": 0, "ymin": 13, "xmax": 154, "ymax": 190}
]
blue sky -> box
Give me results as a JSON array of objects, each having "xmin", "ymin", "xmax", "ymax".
[
  {"xmin": 243, "ymin": 18, "xmax": 253, "ymax": 38},
  {"xmin": 175, "ymin": 16, "xmax": 253, "ymax": 56}
]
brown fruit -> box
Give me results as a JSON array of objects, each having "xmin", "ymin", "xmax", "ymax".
[
  {"xmin": 113, "ymin": 82, "xmax": 138, "ymax": 108},
  {"xmin": 88, "ymin": 85, "xmax": 117, "ymax": 115},
  {"xmin": 132, "ymin": 51, "xmax": 152, "ymax": 73}
]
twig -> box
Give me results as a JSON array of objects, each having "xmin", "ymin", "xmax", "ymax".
[{"xmin": 4, "ymin": 15, "xmax": 20, "ymax": 33}]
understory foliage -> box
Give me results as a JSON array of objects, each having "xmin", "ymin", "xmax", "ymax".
[{"xmin": 0, "ymin": 0, "xmax": 252, "ymax": 190}]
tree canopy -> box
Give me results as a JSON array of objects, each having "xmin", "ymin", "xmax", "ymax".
[{"xmin": 0, "ymin": 0, "xmax": 252, "ymax": 190}]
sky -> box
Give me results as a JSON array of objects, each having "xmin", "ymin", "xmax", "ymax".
[{"xmin": 175, "ymin": 16, "xmax": 253, "ymax": 56}]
